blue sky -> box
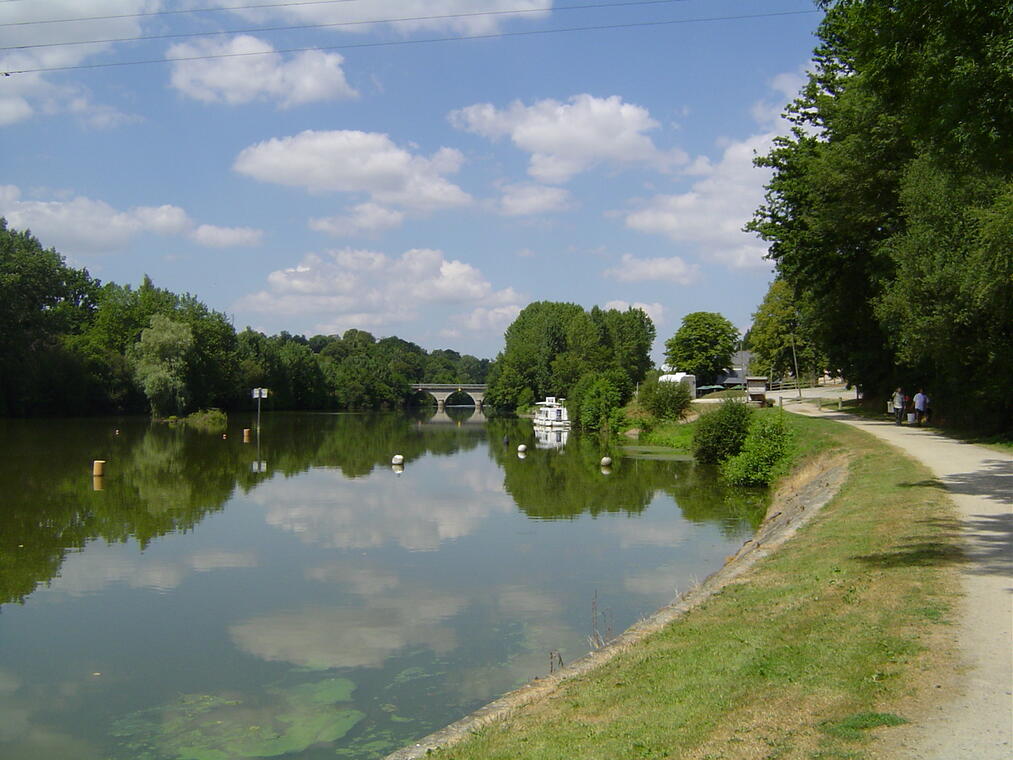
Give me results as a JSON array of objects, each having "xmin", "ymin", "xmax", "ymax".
[{"xmin": 1, "ymin": 0, "xmax": 822, "ymax": 360}]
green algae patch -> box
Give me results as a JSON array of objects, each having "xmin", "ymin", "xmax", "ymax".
[{"xmin": 110, "ymin": 677, "xmax": 363, "ymax": 759}]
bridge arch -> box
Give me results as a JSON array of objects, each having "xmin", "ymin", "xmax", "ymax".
[{"xmin": 411, "ymin": 384, "xmax": 487, "ymax": 411}]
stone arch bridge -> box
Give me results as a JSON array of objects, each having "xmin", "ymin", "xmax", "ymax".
[{"xmin": 411, "ymin": 384, "xmax": 487, "ymax": 411}]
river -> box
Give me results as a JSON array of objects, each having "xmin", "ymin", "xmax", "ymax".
[{"xmin": 0, "ymin": 409, "xmax": 766, "ymax": 759}]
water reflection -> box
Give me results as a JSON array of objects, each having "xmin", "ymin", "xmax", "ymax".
[{"xmin": 0, "ymin": 412, "xmax": 768, "ymax": 760}]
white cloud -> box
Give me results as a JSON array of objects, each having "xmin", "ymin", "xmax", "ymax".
[
  {"xmin": 0, "ymin": 185, "xmax": 263, "ymax": 254},
  {"xmin": 310, "ymin": 203, "xmax": 405, "ymax": 236},
  {"xmin": 604, "ymin": 253, "xmax": 699, "ymax": 285},
  {"xmin": 216, "ymin": 0, "xmax": 553, "ymax": 36},
  {"xmin": 236, "ymin": 246, "xmax": 520, "ymax": 336},
  {"xmin": 230, "ymin": 594, "xmax": 462, "ymax": 670},
  {"xmin": 497, "ymin": 183, "xmax": 572, "ymax": 216},
  {"xmin": 450, "ymin": 94, "xmax": 686, "ymax": 183},
  {"xmin": 623, "ymin": 132, "xmax": 776, "ymax": 269},
  {"xmin": 750, "ymin": 70, "xmax": 807, "ymax": 128},
  {"xmin": 38, "ymin": 544, "xmax": 258, "ymax": 597},
  {"xmin": 462, "ymin": 304, "xmax": 522, "ymax": 332},
  {"xmin": 620, "ymin": 71, "xmax": 807, "ymax": 270},
  {"xmin": 168, "ymin": 35, "xmax": 358, "ymax": 108},
  {"xmin": 603, "ymin": 300, "xmax": 665, "ymax": 327},
  {"xmin": 0, "ymin": 1, "xmax": 150, "ymax": 127},
  {"xmin": 191, "ymin": 224, "xmax": 263, "ymax": 247},
  {"xmin": 234, "ymin": 130, "xmax": 472, "ymax": 212}
]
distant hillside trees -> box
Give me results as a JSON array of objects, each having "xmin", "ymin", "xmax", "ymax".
[
  {"xmin": 748, "ymin": 0, "xmax": 1012, "ymax": 429},
  {"xmin": 0, "ymin": 220, "xmax": 492, "ymax": 417},
  {"xmin": 485, "ymin": 301, "xmax": 656, "ymax": 428}
]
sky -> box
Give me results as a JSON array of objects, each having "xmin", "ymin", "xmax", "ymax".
[{"xmin": 0, "ymin": 0, "xmax": 824, "ymax": 360}]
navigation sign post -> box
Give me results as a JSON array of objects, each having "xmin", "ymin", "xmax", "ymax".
[{"xmin": 252, "ymin": 387, "xmax": 268, "ymax": 431}]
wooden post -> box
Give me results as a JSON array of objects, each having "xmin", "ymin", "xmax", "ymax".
[
  {"xmin": 243, "ymin": 428, "xmax": 252, "ymax": 443},
  {"xmin": 92, "ymin": 460, "xmax": 106, "ymax": 477}
]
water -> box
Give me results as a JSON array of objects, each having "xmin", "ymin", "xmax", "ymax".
[{"xmin": 0, "ymin": 410, "xmax": 766, "ymax": 759}]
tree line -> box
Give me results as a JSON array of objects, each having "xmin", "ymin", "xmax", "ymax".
[
  {"xmin": 484, "ymin": 301, "xmax": 656, "ymax": 431},
  {"xmin": 748, "ymin": 0, "xmax": 1011, "ymax": 430},
  {"xmin": 0, "ymin": 219, "xmax": 489, "ymax": 417}
]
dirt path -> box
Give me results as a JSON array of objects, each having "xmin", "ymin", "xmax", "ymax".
[{"xmin": 790, "ymin": 403, "xmax": 1012, "ymax": 758}]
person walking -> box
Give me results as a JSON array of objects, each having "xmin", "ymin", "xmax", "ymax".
[
  {"xmin": 913, "ymin": 389, "xmax": 928, "ymax": 426},
  {"xmin": 892, "ymin": 387, "xmax": 906, "ymax": 425}
]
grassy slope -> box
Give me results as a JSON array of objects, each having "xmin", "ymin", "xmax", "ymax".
[{"xmin": 432, "ymin": 414, "xmax": 960, "ymax": 760}]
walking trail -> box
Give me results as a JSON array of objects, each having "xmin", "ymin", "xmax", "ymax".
[{"xmin": 789, "ymin": 402, "xmax": 1012, "ymax": 759}]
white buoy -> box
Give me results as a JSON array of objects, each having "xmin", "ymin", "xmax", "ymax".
[
  {"xmin": 391, "ymin": 454, "xmax": 404, "ymax": 465},
  {"xmin": 517, "ymin": 444, "xmax": 527, "ymax": 453},
  {"xmin": 600, "ymin": 456, "xmax": 612, "ymax": 467}
]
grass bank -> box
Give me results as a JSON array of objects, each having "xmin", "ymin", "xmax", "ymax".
[{"xmin": 423, "ymin": 414, "xmax": 961, "ymax": 760}]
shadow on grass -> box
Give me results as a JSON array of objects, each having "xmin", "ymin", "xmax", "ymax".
[{"xmin": 855, "ymin": 512, "xmax": 1012, "ymax": 578}]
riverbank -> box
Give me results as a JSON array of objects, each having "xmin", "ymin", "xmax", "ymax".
[{"xmin": 385, "ymin": 412, "xmax": 965, "ymax": 759}]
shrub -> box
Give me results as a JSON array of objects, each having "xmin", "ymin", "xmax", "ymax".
[
  {"xmin": 641, "ymin": 379, "xmax": 692, "ymax": 421},
  {"xmin": 721, "ymin": 414, "xmax": 794, "ymax": 486},
  {"xmin": 569, "ymin": 373, "xmax": 623, "ymax": 433},
  {"xmin": 692, "ymin": 400, "xmax": 752, "ymax": 463},
  {"xmin": 185, "ymin": 408, "xmax": 228, "ymax": 433}
]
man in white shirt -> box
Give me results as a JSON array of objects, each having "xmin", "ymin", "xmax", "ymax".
[{"xmin": 913, "ymin": 389, "xmax": 928, "ymax": 426}]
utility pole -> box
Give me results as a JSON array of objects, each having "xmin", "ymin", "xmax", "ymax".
[{"xmin": 789, "ymin": 334, "xmax": 802, "ymax": 398}]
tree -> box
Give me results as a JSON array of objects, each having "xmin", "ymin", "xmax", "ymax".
[
  {"xmin": 0, "ymin": 220, "xmax": 100, "ymax": 415},
  {"xmin": 487, "ymin": 302, "xmax": 655, "ymax": 410},
  {"xmin": 128, "ymin": 314, "xmax": 193, "ymax": 417},
  {"xmin": 749, "ymin": 0, "xmax": 1012, "ymax": 428},
  {"xmin": 639, "ymin": 378, "xmax": 692, "ymax": 421},
  {"xmin": 664, "ymin": 312, "xmax": 739, "ymax": 385},
  {"xmin": 748, "ymin": 279, "xmax": 825, "ymax": 380}
]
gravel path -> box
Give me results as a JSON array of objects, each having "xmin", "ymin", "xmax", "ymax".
[{"xmin": 789, "ymin": 402, "xmax": 1012, "ymax": 758}]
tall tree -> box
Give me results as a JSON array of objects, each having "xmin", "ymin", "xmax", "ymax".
[
  {"xmin": 0, "ymin": 220, "xmax": 99, "ymax": 415},
  {"xmin": 748, "ymin": 279, "xmax": 825, "ymax": 380},
  {"xmin": 664, "ymin": 312, "xmax": 739, "ymax": 385},
  {"xmin": 750, "ymin": 0, "xmax": 1012, "ymax": 427},
  {"xmin": 128, "ymin": 314, "xmax": 193, "ymax": 417},
  {"xmin": 487, "ymin": 302, "xmax": 654, "ymax": 409}
]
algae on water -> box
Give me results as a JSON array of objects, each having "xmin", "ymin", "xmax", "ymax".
[{"xmin": 110, "ymin": 677, "xmax": 363, "ymax": 759}]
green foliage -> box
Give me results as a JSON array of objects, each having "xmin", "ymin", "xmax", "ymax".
[
  {"xmin": 664, "ymin": 312, "xmax": 739, "ymax": 385},
  {"xmin": 692, "ymin": 400, "xmax": 752, "ymax": 464},
  {"xmin": 0, "ymin": 218, "xmax": 495, "ymax": 417},
  {"xmin": 128, "ymin": 314, "xmax": 193, "ymax": 417},
  {"xmin": 0, "ymin": 219, "xmax": 100, "ymax": 415},
  {"xmin": 639, "ymin": 379, "xmax": 692, "ymax": 421},
  {"xmin": 749, "ymin": 0, "xmax": 1013, "ymax": 430},
  {"xmin": 184, "ymin": 408, "xmax": 228, "ymax": 434},
  {"xmin": 568, "ymin": 373, "xmax": 623, "ymax": 433},
  {"xmin": 487, "ymin": 301, "xmax": 655, "ymax": 410},
  {"xmin": 748, "ymin": 279, "xmax": 825, "ymax": 381},
  {"xmin": 721, "ymin": 414, "xmax": 795, "ymax": 486}
]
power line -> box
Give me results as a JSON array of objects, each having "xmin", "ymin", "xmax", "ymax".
[
  {"xmin": 1, "ymin": 0, "xmax": 364, "ymax": 27},
  {"xmin": 1, "ymin": 0, "xmax": 689, "ymax": 51},
  {"xmin": 2, "ymin": 9, "xmax": 819, "ymax": 76}
]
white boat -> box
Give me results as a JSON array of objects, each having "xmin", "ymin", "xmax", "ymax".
[{"xmin": 532, "ymin": 397, "xmax": 570, "ymax": 428}]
